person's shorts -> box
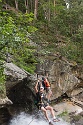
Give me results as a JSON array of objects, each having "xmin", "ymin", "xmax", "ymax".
[
  {"xmin": 46, "ymin": 87, "xmax": 52, "ymax": 93},
  {"xmin": 38, "ymin": 103, "xmax": 48, "ymax": 109}
]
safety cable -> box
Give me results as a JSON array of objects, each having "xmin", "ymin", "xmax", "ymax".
[{"xmin": 27, "ymin": 111, "xmax": 41, "ymax": 125}]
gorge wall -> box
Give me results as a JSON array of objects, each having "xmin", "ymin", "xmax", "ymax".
[{"xmin": 35, "ymin": 54, "xmax": 83, "ymax": 100}]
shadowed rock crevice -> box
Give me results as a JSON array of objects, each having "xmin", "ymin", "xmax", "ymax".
[
  {"xmin": 0, "ymin": 107, "xmax": 11, "ymax": 125},
  {"xmin": 7, "ymin": 78, "xmax": 35, "ymax": 107}
]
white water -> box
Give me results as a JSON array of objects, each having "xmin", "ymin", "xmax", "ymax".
[{"xmin": 9, "ymin": 111, "xmax": 71, "ymax": 125}]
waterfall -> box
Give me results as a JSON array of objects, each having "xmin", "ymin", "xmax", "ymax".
[{"xmin": 9, "ymin": 111, "xmax": 71, "ymax": 125}]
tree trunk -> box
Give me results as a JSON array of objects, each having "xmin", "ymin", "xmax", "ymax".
[
  {"xmin": 15, "ymin": 0, "xmax": 18, "ymax": 10},
  {"xmin": 48, "ymin": 0, "xmax": 50, "ymax": 21},
  {"xmin": 54, "ymin": 0, "xmax": 56, "ymax": 16},
  {"xmin": 30, "ymin": 0, "xmax": 33, "ymax": 12},
  {"xmin": 25, "ymin": 0, "xmax": 29, "ymax": 13},
  {"xmin": 34, "ymin": 0, "xmax": 38, "ymax": 19}
]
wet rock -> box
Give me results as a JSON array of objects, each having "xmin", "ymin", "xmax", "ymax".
[{"xmin": 0, "ymin": 107, "xmax": 11, "ymax": 125}]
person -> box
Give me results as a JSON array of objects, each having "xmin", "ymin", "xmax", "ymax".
[
  {"xmin": 35, "ymin": 86, "xmax": 59, "ymax": 124},
  {"xmin": 35, "ymin": 79, "xmax": 42, "ymax": 92},
  {"xmin": 34, "ymin": 79, "xmax": 45, "ymax": 107},
  {"xmin": 42, "ymin": 77, "xmax": 52, "ymax": 103}
]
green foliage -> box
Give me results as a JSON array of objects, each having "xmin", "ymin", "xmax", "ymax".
[
  {"xmin": 0, "ymin": 0, "xmax": 83, "ymax": 97},
  {"xmin": 13, "ymin": 46, "xmax": 37, "ymax": 74},
  {"xmin": 58, "ymin": 110, "xmax": 68, "ymax": 117},
  {"xmin": 0, "ymin": 10, "xmax": 37, "ymax": 62},
  {"xmin": 0, "ymin": 60, "xmax": 6, "ymax": 97},
  {"xmin": 56, "ymin": 41, "xmax": 83, "ymax": 64},
  {"xmin": 34, "ymin": 0, "xmax": 83, "ymax": 65},
  {"xmin": 0, "ymin": 8, "xmax": 37, "ymax": 96}
]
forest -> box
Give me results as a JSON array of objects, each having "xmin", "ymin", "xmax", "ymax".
[{"xmin": 0, "ymin": 0, "xmax": 83, "ymax": 96}]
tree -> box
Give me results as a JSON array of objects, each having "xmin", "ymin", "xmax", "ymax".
[
  {"xmin": 0, "ymin": 4, "xmax": 38, "ymax": 96},
  {"xmin": 25, "ymin": 0, "xmax": 29, "ymax": 13},
  {"xmin": 15, "ymin": 0, "xmax": 18, "ymax": 10},
  {"xmin": 54, "ymin": 0, "xmax": 56, "ymax": 16},
  {"xmin": 34, "ymin": 0, "xmax": 38, "ymax": 19}
]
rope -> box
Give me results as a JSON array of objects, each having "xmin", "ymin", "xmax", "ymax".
[
  {"xmin": 27, "ymin": 111, "xmax": 40, "ymax": 125},
  {"xmin": 27, "ymin": 114, "xmax": 37, "ymax": 125}
]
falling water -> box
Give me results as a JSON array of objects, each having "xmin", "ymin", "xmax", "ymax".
[{"xmin": 9, "ymin": 111, "xmax": 71, "ymax": 125}]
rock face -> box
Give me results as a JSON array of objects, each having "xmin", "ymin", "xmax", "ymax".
[
  {"xmin": 1, "ymin": 58, "xmax": 82, "ymax": 106},
  {"xmin": 35, "ymin": 55, "xmax": 83, "ymax": 100},
  {"xmin": 0, "ymin": 60, "xmax": 82, "ymax": 125},
  {"xmin": 0, "ymin": 96, "xmax": 13, "ymax": 105},
  {"xmin": 2, "ymin": 62, "xmax": 36, "ymax": 108},
  {"xmin": 49, "ymin": 59, "xmax": 81, "ymax": 99},
  {"xmin": 7, "ymin": 78, "xmax": 35, "ymax": 108},
  {"xmin": 4, "ymin": 63, "xmax": 29, "ymax": 82},
  {"xmin": 0, "ymin": 62, "xmax": 37, "ymax": 125},
  {"xmin": 0, "ymin": 107, "xmax": 11, "ymax": 125}
]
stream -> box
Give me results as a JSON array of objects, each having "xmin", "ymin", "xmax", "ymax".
[{"xmin": 7, "ymin": 105, "xmax": 71, "ymax": 125}]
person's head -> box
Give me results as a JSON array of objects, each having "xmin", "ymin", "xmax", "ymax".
[
  {"xmin": 42, "ymin": 77, "xmax": 45, "ymax": 81},
  {"xmin": 40, "ymin": 86, "xmax": 44, "ymax": 93}
]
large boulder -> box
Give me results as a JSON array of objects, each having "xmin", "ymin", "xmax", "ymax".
[
  {"xmin": 35, "ymin": 54, "xmax": 83, "ymax": 100},
  {"xmin": 2, "ymin": 62, "xmax": 36, "ymax": 108},
  {"xmin": 49, "ymin": 58, "xmax": 82, "ymax": 99}
]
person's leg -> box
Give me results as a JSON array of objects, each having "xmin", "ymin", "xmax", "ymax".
[
  {"xmin": 45, "ymin": 105, "xmax": 60, "ymax": 122},
  {"xmin": 41, "ymin": 107, "xmax": 50, "ymax": 122},
  {"xmin": 46, "ymin": 88, "xmax": 52, "ymax": 102},
  {"xmin": 45, "ymin": 106, "xmax": 55, "ymax": 117}
]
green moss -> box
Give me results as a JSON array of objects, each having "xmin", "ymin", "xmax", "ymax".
[
  {"xmin": 72, "ymin": 115, "xmax": 82, "ymax": 122},
  {"xmin": 0, "ymin": 75, "xmax": 6, "ymax": 98},
  {"xmin": 58, "ymin": 110, "xmax": 68, "ymax": 117}
]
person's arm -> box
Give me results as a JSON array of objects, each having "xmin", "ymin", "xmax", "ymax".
[{"xmin": 35, "ymin": 80, "xmax": 40, "ymax": 93}]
